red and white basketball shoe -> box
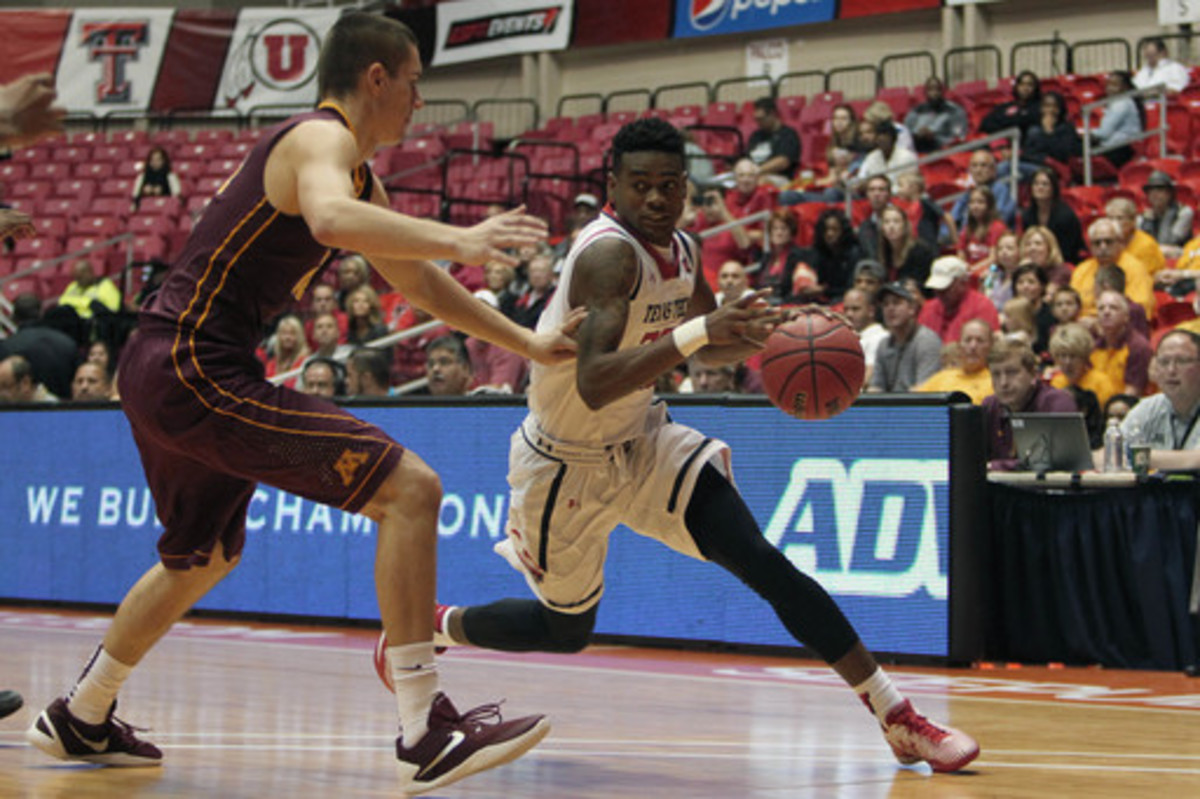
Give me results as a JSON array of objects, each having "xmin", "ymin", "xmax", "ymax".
[{"xmin": 883, "ymin": 700, "xmax": 979, "ymax": 773}]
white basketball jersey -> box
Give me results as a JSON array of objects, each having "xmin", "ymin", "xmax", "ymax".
[{"xmin": 529, "ymin": 213, "xmax": 699, "ymax": 446}]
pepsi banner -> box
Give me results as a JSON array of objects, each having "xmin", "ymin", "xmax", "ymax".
[
  {"xmin": 0, "ymin": 400, "xmax": 958, "ymax": 658},
  {"xmin": 674, "ymin": 0, "xmax": 837, "ymax": 39}
]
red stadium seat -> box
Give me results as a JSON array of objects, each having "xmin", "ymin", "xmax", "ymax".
[
  {"xmin": 702, "ymin": 101, "xmax": 738, "ymax": 127},
  {"xmin": 0, "ymin": 162, "xmax": 29, "ymax": 182},
  {"xmin": 29, "ymin": 162, "xmax": 70, "ymax": 181},
  {"xmin": 3, "ymin": 277, "xmax": 41, "ymax": 302},
  {"xmin": 92, "ymin": 144, "xmax": 132, "ymax": 163},
  {"xmin": 98, "ymin": 178, "xmax": 135, "ymax": 198},
  {"xmin": 53, "ymin": 145, "xmax": 91, "ymax": 163},
  {"xmin": 90, "ymin": 197, "xmax": 131, "ymax": 220},
  {"xmin": 875, "ymin": 87, "xmax": 913, "ymax": 118},
  {"xmin": 109, "ymin": 130, "xmax": 149, "ymax": 147},
  {"xmin": 9, "ymin": 181, "xmax": 54, "ymax": 203},
  {"xmin": 11, "ymin": 236, "xmax": 64, "ymax": 262},
  {"xmin": 136, "ymin": 196, "xmax": 182, "ymax": 218},
  {"xmin": 39, "ymin": 197, "xmax": 86, "ymax": 219},
  {"xmin": 34, "ymin": 216, "xmax": 68, "ymax": 241},
  {"xmin": 51, "ymin": 179, "xmax": 97, "ymax": 202},
  {"xmin": 193, "ymin": 129, "xmax": 235, "ymax": 145},
  {"xmin": 76, "ymin": 215, "xmax": 121, "ymax": 238},
  {"xmin": 1118, "ymin": 161, "xmax": 1155, "ymax": 190}
]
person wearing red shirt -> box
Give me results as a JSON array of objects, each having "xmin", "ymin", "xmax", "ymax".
[{"xmin": 919, "ymin": 256, "xmax": 1001, "ymax": 343}]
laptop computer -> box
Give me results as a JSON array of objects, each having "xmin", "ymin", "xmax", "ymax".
[{"xmin": 1010, "ymin": 412, "xmax": 1095, "ymax": 473}]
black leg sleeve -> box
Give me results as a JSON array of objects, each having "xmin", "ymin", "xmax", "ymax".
[
  {"xmin": 461, "ymin": 598, "xmax": 597, "ymax": 654},
  {"xmin": 685, "ymin": 463, "xmax": 860, "ymax": 664}
]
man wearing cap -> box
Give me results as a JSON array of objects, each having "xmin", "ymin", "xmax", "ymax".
[
  {"xmin": 869, "ymin": 282, "xmax": 942, "ymax": 393},
  {"xmin": 1138, "ymin": 172, "xmax": 1193, "ymax": 260},
  {"xmin": 951, "ymin": 149, "xmax": 1016, "ymax": 229},
  {"xmin": 1106, "ymin": 196, "xmax": 1165, "ymax": 275},
  {"xmin": 851, "ymin": 258, "xmax": 887, "ymax": 300},
  {"xmin": 856, "ymin": 121, "xmax": 918, "ymax": 192},
  {"xmin": 573, "ymin": 193, "xmax": 601, "ymax": 227},
  {"xmin": 1071, "ymin": 218, "xmax": 1155, "ymax": 320},
  {"xmin": 915, "ymin": 318, "xmax": 995, "ymax": 404},
  {"xmin": 918, "ymin": 256, "xmax": 1001, "ymax": 344}
]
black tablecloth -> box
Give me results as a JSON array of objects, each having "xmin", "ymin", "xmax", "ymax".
[{"xmin": 989, "ymin": 479, "xmax": 1200, "ymax": 669}]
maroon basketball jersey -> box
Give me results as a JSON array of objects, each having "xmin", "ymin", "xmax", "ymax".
[{"xmin": 140, "ymin": 103, "xmax": 373, "ymax": 350}]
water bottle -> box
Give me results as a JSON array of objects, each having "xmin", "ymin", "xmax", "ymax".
[{"xmin": 1103, "ymin": 418, "xmax": 1125, "ymax": 473}]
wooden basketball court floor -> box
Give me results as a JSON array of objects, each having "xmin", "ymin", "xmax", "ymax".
[{"xmin": 2, "ymin": 607, "xmax": 1198, "ymax": 798}]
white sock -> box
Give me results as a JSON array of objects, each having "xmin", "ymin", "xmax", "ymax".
[
  {"xmin": 853, "ymin": 668, "xmax": 905, "ymax": 725},
  {"xmin": 66, "ymin": 645, "xmax": 132, "ymax": 725},
  {"xmin": 389, "ymin": 642, "xmax": 438, "ymax": 744}
]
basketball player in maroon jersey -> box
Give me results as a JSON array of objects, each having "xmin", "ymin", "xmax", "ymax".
[
  {"xmin": 27, "ymin": 13, "xmax": 575, "ymax": 794},
  {"xmin": 414, "ymin": 119, "xmax": 979, "ymax": 775}
]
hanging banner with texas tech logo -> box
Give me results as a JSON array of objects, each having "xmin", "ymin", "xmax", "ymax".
[
  {"xmin": 432, "ymin": 0, "xmax": 573, "ymax": 67},
  {"xmin": 214, "ymin": 8, "xmax": 339, "ymax": 113},
  {"xmin": 55, "ymin": 8, "xmax": 176, "ymax": 115}
]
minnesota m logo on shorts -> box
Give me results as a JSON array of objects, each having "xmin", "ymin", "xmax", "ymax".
[{"xmin": 334, "ymin": 449, "xmax": 370, "ymax": 487}]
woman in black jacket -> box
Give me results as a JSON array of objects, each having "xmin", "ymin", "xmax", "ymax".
[
  {"xmin": 1019, "ymin": 166, "xmax": 1085, "ymax": 263},
  {"xmin": 980, "ymin": 70, "xmax": 1042, "ymax": 140},
  {"xmin": 1021, "ymin": 92, "xmax": 1080, "ymax": 166}
]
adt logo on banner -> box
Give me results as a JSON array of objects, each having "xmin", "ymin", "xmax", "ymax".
[
  {"xmin": 764, "ymin": 458, "xmax": 948, "ymax": 599},
  {"xmin": 677, "ymin": 0, "xmax": 836, "ymax": 39}
]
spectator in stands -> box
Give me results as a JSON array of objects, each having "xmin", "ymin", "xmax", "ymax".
[
  {"xmin": 1071, "ymin": 218, "xmax": 1155, "ymax": 320},
  {"xmin": 70, "ymin": 361, "xmax": 113, "ymax": 402},
  {"xmin": 919, "ymin": 256, "xmax": 1000, "ymax": 343},
  {"xmin": 878, "ymin": 204, "xmax": 936, "ymax": 287},
  {"xmin": 690, "ymin": 183, "xmax": 757, "ymax": 290},
  {"xmin": 983, "ymin": 232, "xmax": 1021, "ymax": 310},
  {"xmin": 724, "ymin": 158, "xmax": 773, "ymax": 246},
  {"xmin": 1107, "ymin": 196, "xmax": 1165, "ymax": 276},
  {"xmin": 1133, "ymin": 38, "xmax": 1190, "ymax": 95},
  {"xmin": 869, "ymin": 281, "xmax": 942, "ymax": 393},
  {"xmin": 1012, "ymin": 263, "xmax": 1056, "ymax": 353},
  {"xmin": 263, "ymin": 314, "xmax": 309, "ymax": 388},
  {"xmin": 58, "ymin": 259, "xmax": 123, "ymax": 322},
  {"xmin": 852, "ymin": 258, "xmax": 887, "ymax": 301},
  {"xmin": 512, "ymin": 252, "xmax": 556, "ymax": 329},
  {"xmin": 980, "ymin": 70, "xmax": 1042, "ymax": 140},
  {"xmin": 1119, "ymin": 330, "xmax": 1200, "ymax": 468},
  {"xmin": 309, "ymin": 311, "xmax": 353, "ymax": 363},
  {"xmin": 894, "ymin": 172, "xmax": 951, "ymax": 250},
  {"xmin": 1048, "ymin": 322, "xmax": 1115, "ymax": 445},
  {"xmin": 688, "ymin": 361, "xmax": 740, "ymax": 394},
  {"xmin": 345, "ymin": 285, "xmax": 388, "ymax": 346},
  {"xmin": 300, "ymin": 357, "xmax": 343, "ymax": 398},
  {"xmin": 0, "ymin": 292, "xmax": 76, "ymax": 400},
  {"xmin": 806, "ymin": 103, "xmax": 865, "ymax": 200},
  {"xmin": 133, "ymin": 260, "xmax": 169, "ymax": 310},
  {"xmin": 842, "ymin": 287, "xmax": 886, "ymax": 387},
  {"xmin": 863, "ymin": 101, "xmax": 916, "ymax": 154},
  {"xmin": 1000, "ymin": 296, "xmax": 1036, "ymax": 346},
  {"xmin": 856, "ymin": 121, "xmax": 917, "ymax": 192},
  {"xmin": 345, "ymin": 347, "xmax": 392, "ymax": 398},
  {"xmin": 336, "ymin": 254, "xmax": 370, "ymax": 310},
  {"xmin": 86, "ymin": 340, "xmax": 115, "ymax": 374},
  {"xmin": 757, "ymin": 208, "xmax": 807, "ymax": 304},
  {"xmin": 952, "ymin": 149, "xmax": 1016, "ymax": 229},
  {"xmin": 746, "ymin": 97, "xmax": 801, "ymax": 185},
  {"xmin": 0, "ymin": 354, "xmax": 57, "ymax": 403},
  {"xmin": 131, "ymin": 146, "xmax": 181, "ymax": 209},
  {"xmin": 856, "ymin": 175, "xmax": 893, "ymax": 259},
  {"xmin": 1019, "ymin": 225, "xmax": 1074, "ymax": 295},
  {"xmin": 905, "ymin": 77, "xmax": 968, "ymax": 153},
  {"xmin": 424, "ymin": 335, "xmax": 473, "ymax": 396},
  {"xmin": 957, "ymin": 186, "xmax": 1008, "ymax": 277},
  {"xmin": 1105, "ymin": 393, "xmax": 1139, "ymax": 425},
  {"xmin": 804, "ymin": 207, "xmax": 859, "ymax": 303},
  {"xmin": 1020, "ymin": 92, "xmax": 1081, "ymax": 169},
  {"xmin": 475, "ymin": 260, "xmax": 519, "ymax": 321},
  {"xmin": 1019, "ymin": 167, "xmax": 1084, "ymax": 264},
  {"xmin": 1090, "ymin": 71, "xmax": 1144, "ymax": 169},
  {"xmin": 1094, "ymin": 263, "xmax": 1150, "ymax": 339},
  {"xmin": 914, "ymin": 318, "xmax": 995, "ymax": 403},
  {"xmin": 983, "ymin": 339, "xmax": 1078, "ymax": 469},
  {"xmin": 715, "ymin": 260, "xmax": 755, "ymax": 306},
  {"xmin": 1138, "ymin": 171, "xmax": 1193, "ymax": 259},
  {"xmin": 571, "ymin": 193, "xmax": 601, "ymax": 230},
  {"xmin": 391, "ymin": 304, "xmax": 451, "ymax": 386},
  {"xmin": 306, "ymin": 283, "xmax": 348, "ymax": 346},
  {"xmin": 1051, "ymin": 285, "xmax": 1083, "ymax": 329},
  {"xmin": 1092, "ymin": 288, "xmax": 1152, "ymax": 396}
]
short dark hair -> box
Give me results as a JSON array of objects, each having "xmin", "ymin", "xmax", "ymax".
[
  {"xmin": 1095, "ymin": 264, "xmax": 1127, "ymax": 293},
  {"xmin": 5, "ymin": 354, "xmax": 32, "ymax": 384},
  {"xmin": 425, "ymin": 334, "xmax": 469, "ymax": 365},
  {"xmin": 1158, "ymin": 328, "xmax": 1200, "ymax": 354},
  {"xmin": 1104, "ymin": 393, "xmax": 1139, "ymax": 416},
  {"xmin": 753, "ymin": 97, "xmax": 778, "ymax": 115},
  {"xmin": 1144, "ymin": 37, "xmax": 1168, "ymax": 55},
  {"xmin": 302, "ymin": 356, "xmax": 345, "ymax": 394},
  {"xmin": 349, "ymin": 347, "xmax": 390, "ymax": 387},
  {"xmin": 318, "ymin": 12, "xmax": 418, "ymax": 99},
  {"xmin": 11, "ymin": 293, "xmax": 42, "ymax": 326},
  {"xmin": 611, "ymin": 118, "xmax": 685, "ymax": 172},
  {"xmin": 1013, "ymin": 263, "xmax": 1046, "ymax": 288}
]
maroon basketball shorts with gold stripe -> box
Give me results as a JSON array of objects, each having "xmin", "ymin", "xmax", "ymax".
[{"xmin": 119, "ymin": 329, "xmax": 404, "ymax": 570}]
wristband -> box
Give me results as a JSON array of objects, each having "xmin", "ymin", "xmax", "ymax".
[{"xmin": 671, "ymin": 316, "xmax": 709, "ymax": 358}]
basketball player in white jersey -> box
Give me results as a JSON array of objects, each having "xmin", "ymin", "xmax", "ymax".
[{"xmin": 392, "ymin": 119, "xmax": 979, "ymax": 773}]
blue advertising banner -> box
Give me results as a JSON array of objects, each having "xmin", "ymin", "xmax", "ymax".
[
  {"xmin": 673, "ymin": 0, "xmax": 837, "ymax": 40},
  {"xmin": 0, "ymin": 401, "xmax": 950, "ymax": 656}
]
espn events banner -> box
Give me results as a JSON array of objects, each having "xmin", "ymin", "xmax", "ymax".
[
  {"xmin": 0, "ymin": 401, "xmax": 954, "ymax": 658},
  {"xmin": 674, "ymin": 0, "xmax": 940, "ymax": 38},
  {"xmin": 433, "ymin": 0, "xmax": 573, "ymax": 67}
]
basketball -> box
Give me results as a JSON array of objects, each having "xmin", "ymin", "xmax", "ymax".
[{"xmin": 761, "ymin": 312, "xmax": 864, "ymax": 420}]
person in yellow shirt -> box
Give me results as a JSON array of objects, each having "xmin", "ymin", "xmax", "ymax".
[
  {"xmin": 56, "ymin": 259, "xmax": 123, "ymax": 321},
  {"xmin": 1107, "ymin": 196, "xmax": 1166, "ymax": 275},
  {"xmin": 1048, "ymin": 320, "xmax": 1118, "ymax": 406},
  {"xmin": 915, "ymin": 317, "xmax": 994, "ymax": 403},
  {"xmin": 1070, "ymin": 218, "xmax": 1155, "ymax": 319}
]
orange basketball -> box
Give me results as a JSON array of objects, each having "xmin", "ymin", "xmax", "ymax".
[{"xmin": 761, "ymin": 311, "xmax": 864, "ymax": 420}]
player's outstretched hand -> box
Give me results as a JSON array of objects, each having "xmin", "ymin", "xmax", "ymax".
[
  {"xmin": 527, "ymin": 306, "xmax": 586, "ymax": 365},
  {"xmin": 707, "ymin": 289, "xmax": 781, "ymax": 348},
  {"xmin": 458, "ymin": 206, "xmax": 549, "ymax": 267},
  {"xmin": 0, "ymin": 208, "xmax": 36, "ymax": 241},
  {"xmin": 0, "ymin": 73, "xmax": 66, "ymax": 148},
  {"xmin": 785, "ymin": 303, "xmax": 852, "ymax": 329}
]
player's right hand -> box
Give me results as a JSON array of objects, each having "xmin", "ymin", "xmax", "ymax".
[
  {"xmin": 0, "ymin": 73, "xmax": 66, "ymax": 148},
  {"xmin": 457, "ymin": 206, "xmax": 549, "ymax": 267},
  {"xmin": 705, "ymin": 289, "xmax": 780, "ymax": 347}
]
